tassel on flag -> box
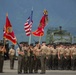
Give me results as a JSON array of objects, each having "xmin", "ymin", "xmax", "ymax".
[{"xmin": 3, "ymin": 13, "xmax": 17, "ymax": 45}]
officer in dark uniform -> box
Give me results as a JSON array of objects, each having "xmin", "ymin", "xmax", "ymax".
[{"xmin": 0, "ymin": 43, "xmax": 6, "ymax": 73}]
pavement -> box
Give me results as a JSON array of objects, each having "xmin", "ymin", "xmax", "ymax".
[{"xmin": 0, "ymin": 60, "xmax": 76, "ymax": 75}]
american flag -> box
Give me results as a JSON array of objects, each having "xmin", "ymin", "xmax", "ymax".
[
  {"xmin": 24, "ymin": 17, "xmax": 33, "ymax": 36},
  {"xmin": 24, "ymin": 10, "xmax": 33, "ymax": 36}
]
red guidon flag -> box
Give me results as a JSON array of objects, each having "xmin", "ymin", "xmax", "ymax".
[
  {"xmin": 32, "ymin": 9, "xmax": 48, "ymax": 37},
  {"xmin": 3, "ymin": 14, "xmax": 17, "ymax": 45}
]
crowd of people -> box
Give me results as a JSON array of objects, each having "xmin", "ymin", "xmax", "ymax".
[{"xmin": 0, "ymin": 41, "xmax": 76, "ymax": 74}]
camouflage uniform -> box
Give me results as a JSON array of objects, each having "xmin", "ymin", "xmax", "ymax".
[
  {"xmin": 51, "ymin": 45, "xmax": 58, "ymax": 70},
  {"xmin": 40, "ymin": 42, "xmax": 47, "ymax": 74},
  {"xmin": 9, "ymin": 45, "xmax": 15, "ymax": 69},
  {"xmin": 33, "ymin": 43, "xmax": 40, "ymax": 73},
  {"xmin": 64, "ymin": 45, "xmax": 71, "ymax": 70},
  {"xmin": 28, "ymin": 44, "xmax": 34, "ymax": 73},
  {"xmin": 23, "ymin": 44, "xmax": 28, "ymax": 73},
  {"xmin": 46, "ymin": 44, "xmax": 52, "ymax": 70},
  {"xmin": 0, "ymin": 43, "xmax": 6, "ymax": 73},
  {"xmin": 57, "ymin": 44, "xmax": 65, "ymax": 70},
  {"xmin": 17, "ymin": 43, "xmax": 25, "ymax": 74},
  {"xmin": 70, "ymin": 44, "xmax": 76, "ymax": 70}
]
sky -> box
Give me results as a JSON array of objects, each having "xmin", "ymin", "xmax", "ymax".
[{"xmin": 0, "ymin": 0, "xmax": 76, "ymax": 44}]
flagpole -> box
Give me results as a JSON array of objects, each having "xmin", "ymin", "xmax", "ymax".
[
  {"xmin": 39, "ymin": 35, "xmax": 42, "ymax": 44},
  {"xmin": 29, "ymin": 8, "xmax": 33, "ymax": 45},
  {"xmin": 3, "ymin": 13, "xmax": 8, "ymax": 46},
  {"xmin": 29, "ymin": 34, "xmax": 31, "ymax": 45},
  {"xmin": 24, "ymin": 8, "xmax": 33, "ymax": 45},
  {"xmin": 17, "ymin": 42, "xmax": 22, "ymax": 51}
]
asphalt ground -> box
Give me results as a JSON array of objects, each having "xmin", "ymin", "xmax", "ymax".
[{"xmin": 0, "ymin": 60, "xmax": 76, "ymax": 75}]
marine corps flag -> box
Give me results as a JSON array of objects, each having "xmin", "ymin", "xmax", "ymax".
[
  {"xmin": 3, "ymin": 13, "xmax": 17, "ymax": 45},
  {"xmin": 32, "ymin": 9, "xmax": 48, "ymax": 37}
]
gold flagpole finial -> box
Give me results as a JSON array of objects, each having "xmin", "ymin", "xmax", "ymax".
[
  {"xmin": 6, "ymin": 13, "xmax": 8, "ymax": 16},
  {"xmin": 43, "ymin": 9, "xmax": 48, "ymax": 15}
]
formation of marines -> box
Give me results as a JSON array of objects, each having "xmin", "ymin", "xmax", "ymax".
[
  {"xmin": 16, "ymin": 42, "xmax": 76, "ymax": 74},
  {"xmin": 0, "ymin": 41, "xmax": 76, "ymax": 74}
]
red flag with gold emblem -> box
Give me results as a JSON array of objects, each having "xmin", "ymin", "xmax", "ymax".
[
  {"xmin": 3, "ymin": 14, "xmax": 17, "ymax": 45},
  {"xmin": 32, "ymin": 9, "xmax": 48, "ymax": 37}
]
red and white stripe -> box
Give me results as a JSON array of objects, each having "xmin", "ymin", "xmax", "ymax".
[{"xmin": 24, "ymin": 19, "xmax": 33, "ymax": 36}]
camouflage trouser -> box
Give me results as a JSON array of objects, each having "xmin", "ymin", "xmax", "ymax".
[
  {"xmin": 52, "ymin": 55, "xmax": 58, "ymax": 70},
  {"xmin": 71, "ymin": 55, "xmax": 76, "ymax": 70},
  {"xmin": 65, "ymin": 56, "xmax": 71, "ymax": 70},
  {"xmin": 40, "ymin": 55, "xmax": 46, "ymax": 73},
  {"xmin": 0, "ymin": 56, "xmax": 4, "ymax": 72},
  {"xmin": 18, "ymin": 55, "xmax": 25, "ymax": 73},
  {"xmin": 33, "ymin": 56, "xmax": 39, "ymax": 73},
  {"xmin": 28, "ymin": 56, "xmax": 34, "ymax": 73},
  {"xmin": 46, "ymin": 55, "xmax": 51, "ymax": 69},
  {"xmin": 9, "ymin": 55, "xmax": 15, "ymax": 69},
  {"xmin": 58, "ymin": 54, "xmax": 64, "ymax": 70}
]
